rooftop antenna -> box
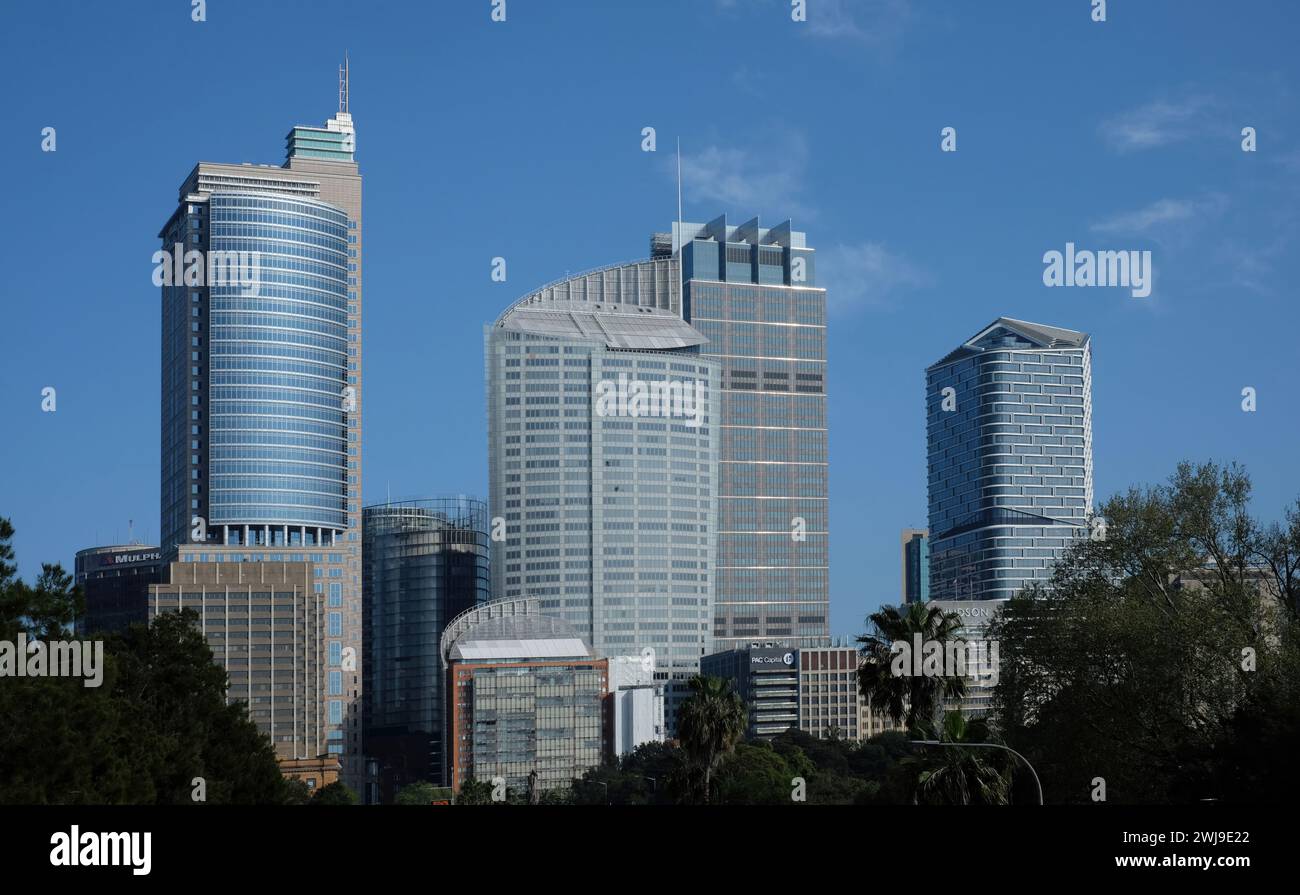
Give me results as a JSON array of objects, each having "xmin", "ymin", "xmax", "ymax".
[
  {"xmin": 339, "ymin": 52, "xmax": 349, "ymax": 114},
  {"xmin": 128, "ymin": 519, "xmax": 134, "ymax": 544},
  {"xmin": 675, "ymin": 137, "xmax": 683, "ymax": 252},
  {"xmin": 676, "ymin": 137, "xmax": 686, "ymax": 317}
]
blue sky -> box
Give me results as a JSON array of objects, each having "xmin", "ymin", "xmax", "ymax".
[{"xmin": 1, "ymin": 0, "xmax": 1297, "ymax": 641}]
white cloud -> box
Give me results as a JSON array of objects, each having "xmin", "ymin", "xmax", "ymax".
[
  {"xmin": 805, "ymin": 0, "xmax": 914, "ymax": 48},
  {"xmin": 1090, "ymin": 195, "xmax": 1227, "ymax": 239},
  {"xmin": 713, "ymin": 0, "xmax": 915, "ymax": 51},
  {"xmin": 1099, "ymin": 94, "xmax": 1222, "ymax": 153},
  {"xmin": 678, "ymin": 132, "xmax": 813, "ymax": 220},
  {"xmin": 818, "ymin": 241, "xmax": 930, "ymax": 314}
]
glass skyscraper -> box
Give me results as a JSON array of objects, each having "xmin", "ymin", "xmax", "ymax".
[
  {"xmin": 486, "ymin": 299, "xmax": 720, "ymax": 684},
  {"xmin": 672, "ymin": 216, "xmax": 830, "ymax": 650},
  {"xmin": 154, "ymin": 65, "xmax": 366, "ymax": 788},
  {"xmin": 926, "ymin": 318, "xmax": 1092, "ymax": 602},
  {"xmin": 362, "ymin": 498, "xmax": 490, "ymax": 794},
  {"xmin": 901, "ymin": 528, "xmax": 929, "ymax": 604}
]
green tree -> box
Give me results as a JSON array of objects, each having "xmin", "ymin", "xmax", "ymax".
[
  {"xmin": 675, "ymin": 674, "xmax": 747, "ymax": 804},
  {"xmin": 991, "ymin": 461, "xmax": 1300, "ymax": 803},
  {"xmin": 857, "ymin": 601, "xmax": 967, "ymax": 733},
  {"xmin": 912, "ymin": 712, "xmax": 1011, "ymax": 805},
  {"xmin": 715, "ymin": 741, "xmax": 801, "ymax": 804},
  {"xmin": 309, "ymin": 781, "xmax": 359, "ymax": 805},
  {"xmin": 394, "ymin": 782, "xmax": 438, "ymax": 805},
  {"xmin": 455, "ymin": 777, "xmax": 497, "ymax": 805},
  {"xmin": 282, "ymin": 778, "xmax": 313, "ymax": 805},
  {"xmin": 0, "ymin": 518, "xmax": 293, "ymax": 805}
]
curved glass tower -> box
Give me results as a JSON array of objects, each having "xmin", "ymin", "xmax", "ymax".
[
  {"xmin": 155, "ymin": 72, "xmax": 366, "ymax": 790},
  {"xmin": 207, "ymin": 192, "xmax": 350, "ymax": 539},
  {"xmin": 486, "ymin": 297, "xmax": 720, "ymax": 682}
]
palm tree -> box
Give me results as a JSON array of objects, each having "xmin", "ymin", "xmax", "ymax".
[
  {"xmin": 857, "ymin": 602, "xmax": 967, "ymax": 734},
  {"xmin": 913, "ymin": 711, "xmax": 1011, "ymax": 805},
  {"xmin": 675, "ymin": 674, "xmax": 747, "ymax": 804}
]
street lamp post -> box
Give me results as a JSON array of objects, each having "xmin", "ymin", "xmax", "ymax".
[{"xmin": 910, "ymin": 739, "xmax": 1044, "ymax": 805}]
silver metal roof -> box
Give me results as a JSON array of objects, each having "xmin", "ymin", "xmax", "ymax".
[
  {"xmin": 930, "ymin": 317, "xmax": 1090, "ymax": 369},
  {"xmin": 442, "ymin": 597, "xmax": 594, "ymax": 664},
  {"xmin": 454, "ymin": 637, "xmax": 591, "ymax": 661},
  {"xmin": 497, "ymin": 300, "xmax": 708, "ymax": 351}
]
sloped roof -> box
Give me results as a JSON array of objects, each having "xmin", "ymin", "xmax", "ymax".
[
  {"xmin": 930, "ymin": 317, "xmax": 1089, "ymax": 369},
  {"xmin": 446, "ymin": 610, "xmax": 591, "ymax": 663},
  {"xmin": 497, "ymin": 301, "xmax": 708, "ymax": 351}
]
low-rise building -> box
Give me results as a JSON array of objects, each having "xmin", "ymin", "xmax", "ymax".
[
  {"xmin": 440, "ymin": 598, "xmax": 608, "ymax": 793},
  {"xmin": 704, "ymin": 643, "xmax": 905, "ymax": 741}
]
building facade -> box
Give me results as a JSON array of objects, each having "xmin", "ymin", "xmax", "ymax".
[
  {"xmin": 701, "ymin": 645, "xmax": 800, "ymax": 739},
  {"xmin": 670, "ymin": 216, "xmax": 830, "ymax": 650},
  {"xmin": 926, "ymin": 318, "xmax": 1092, "ymax": 603},
  {"xmin": 704, "ymin": 643, "xmax": 903, "ymax": 741},
  {"xmin": 362, "ymin": 498, "xmax": 490, "ymax": 796},
  {"xmin": 486, "ymin": 297, "xmax": 720, "ymax": 694},
  {"xmin": 607, "ymin": 654, "xmax": 666, "ymax": 758},
  {"xmin": 74, "ymin": 545, "xmax": 161, "ymax": 635},
  {"xmin": 148, "ymin": 561, "xmax": 330, "ymax": 763},
  {"xmin": 901, "ymin": 528, "xmax": 929, "ymax": 605},
  {"xmin": 440, "ymin": 598, "xmax": 608, "ymax": 793},
  {"xmin": 155, "ymin": 65, "xmax": 365, "ymax": 787},
  {"xmin": 928, "ymin": 599, "xmax": 1002, "ymax": 719}
]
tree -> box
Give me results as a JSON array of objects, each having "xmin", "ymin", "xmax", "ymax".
[
  {"xmin": 715, "ymin": 741, "xmax": 802, "ymax": 804},
  {"xmin": 912, "ymin": 712, "xmax": 1011, "ymax": 805},
  {"xmin": 0, "ymin": 518, "xmax": 293, "ymax": 805},
  {"xmin": 394, "ymin": 782, "xmax": 438, "ymax": 805},
  {"xmin": 990, "ymin": 461, "xmax": 1300, "ymax": 803},
  {"xmin": 675, "ymin": 675, "xmax": 747, "ymax": 804},
  {"xmin": 455, "ymin": 777, "xmax": 496, "ymax": 805},
  {"xmin": 309, "ymin": 781, "xmax": 359, "ymax": 805},
  {"xmin": 857, "ymin": 601, "xmax": 967, "ymax": 734},
  {"xmin": 282, "ymin": 779, "xmax": 313, "ymax": 805}
]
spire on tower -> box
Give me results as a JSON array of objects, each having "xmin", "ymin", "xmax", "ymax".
[{"xmin": 339, "ymin": 52, "xmax": 350, "ymax": 114}]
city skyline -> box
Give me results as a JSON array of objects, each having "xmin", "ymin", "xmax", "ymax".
[{"xmin": 3, "ymin": 1, "xmax": 1298, "ymax": 645}]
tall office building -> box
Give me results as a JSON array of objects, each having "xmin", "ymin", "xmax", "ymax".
[
  {"xmin": 926, "ymin": 318, "xmax": 1092, "ymax": 602},
  {"xmin": 900, "ymin": 528, "xmax": 929, "ymax": 605},
  {"xmin": 486, "ymin": 297, "xmax": 720, "ymax": 688},
  {"xmin": 669, "ymin": 216, "xmax": 829, "ymax": 650},
  {"xmin": 362, "ymin": 498, "xmax": 490, "ymax": 796},
  {"xmin": 153, "ymin": 61, "xmax": 365, "ymax": 787}
]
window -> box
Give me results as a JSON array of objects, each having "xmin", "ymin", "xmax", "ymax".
[{"xmin": 328, "ymin": 612, "xmax": 342, "ymax": 636}]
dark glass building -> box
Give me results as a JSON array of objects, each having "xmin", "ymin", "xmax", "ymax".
[
  {"xmin": 901, "ymin": 528, "xmax": 929, "ymax": 604},
  {"xmin": 362, "ymin": 498, "xmax": 490, "ymax": 798},
  {"xmin": 74, "ymin": 545, "xmax": 161, "ymax": 635}
]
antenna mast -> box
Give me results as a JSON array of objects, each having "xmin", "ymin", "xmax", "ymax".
[
  {"xmin": 339, "ymin": 53, "xmax": 350, "ymax": 114},
  {"xmin": 676, "ymin": 137, "xmax": 683, "ymax": 251}
]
